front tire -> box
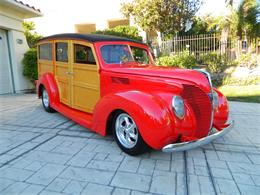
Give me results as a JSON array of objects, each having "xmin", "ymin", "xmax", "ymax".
[
  {"xmin": 112, "ymin": 111, "xmax": 149, "ymax": 156},
  {"xmin": 41, "ymin": 87, "xmax": 55, "ymax": 113}
]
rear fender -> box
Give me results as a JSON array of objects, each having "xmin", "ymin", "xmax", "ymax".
[{"xmin": 37, "ymin": 73, "xmax": 60, "ymax": 106}]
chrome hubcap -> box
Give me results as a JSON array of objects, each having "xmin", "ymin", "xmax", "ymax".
[
  {"xmin": 42, "ymin": 89, "xmax": 49, "ymax": 108},
  {"xmin": 115, "ymin": 113, "xmax": 138, "ymax": 149}
]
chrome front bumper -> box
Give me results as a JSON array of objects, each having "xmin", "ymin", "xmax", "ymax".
[{"xmin": 162, "ymin": 120, "xmax": 234, "ymax": 153}]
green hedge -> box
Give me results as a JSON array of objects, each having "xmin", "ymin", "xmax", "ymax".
[
  {"xmin": 156, "ymin": 50, "xmax": 197, "ymax": 69},
  {"xmin": 22, "ymin": 48, "xmax": 37, "ymax": 84},
  {"xmin": 92, "ymin": 25, "xmax": 142, "ymax": 42},
  {"xmin": 200, "ymin": 52, "xmax": 228, "ymax": 73}
]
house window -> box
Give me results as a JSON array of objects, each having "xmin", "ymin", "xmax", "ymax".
[
  {"xmin": 56, "ymin": 42, "xmax": 68, "ymax": 62},
  {"xmin": 39, "ymin": 43, "xmax": 52, "ymax": 60},
  {"xmin": 74, "ymin": 44, "xmax": 96, "ymax": 65}
]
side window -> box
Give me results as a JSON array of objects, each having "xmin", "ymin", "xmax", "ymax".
[
  {"xmin": 56, "ymin": 42, "xmax": 68, "ymax": 62},
  {"xmin": 101, "ymin": 45, "xmax": 133, "ymax": 64},
  {"xmin": 74, "ymin": 44, "xmax": 96, "ymax": 65},
  {"xmin": 131, "ymin": 46, "xmax": 149, "ymax": 64},
  {"xmin": 39, "ymin": 43, "xmax": 52, "ymax": 60}
]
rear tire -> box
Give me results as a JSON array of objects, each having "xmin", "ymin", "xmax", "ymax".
[
  {"xmin": 112, "ymin": 111, "xmax": 149, "ymax": 156},
  {"xmin": 41, "ymin": 87, "xmax": 56, "ymax": 113}
]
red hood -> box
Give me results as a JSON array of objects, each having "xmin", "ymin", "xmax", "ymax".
[{"xmin": 104, "ymin": 64, "xmax": 211, "ymax": 92}]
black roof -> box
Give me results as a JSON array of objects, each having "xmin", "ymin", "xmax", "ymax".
[{"xmin": 39, "ymin": 33, "xmax": 146, "ymax": 45}]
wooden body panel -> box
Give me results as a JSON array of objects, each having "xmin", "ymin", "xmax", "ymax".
[
  {"xmin": 71, "ymin": 41, "xmax": 100, "ymax": 113},
  {"xmin": 53, "ymin": 40, "xmax": 71, "ymax": 106},
  {"xmin": 55, "ymin": 62, "xmax": 70, "ymax": 105},
  {"xmin": 38, "ymin": 39, "xmax": 100, "ymax": 113}
]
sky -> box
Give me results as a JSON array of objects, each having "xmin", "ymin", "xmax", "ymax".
[{"xmin": 22, "ymin": 0, "xmax": 240, "ymax": 36}]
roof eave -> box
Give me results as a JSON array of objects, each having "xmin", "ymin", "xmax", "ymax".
[{"xmin": 2, "ymin": 0, "xmax": 42, "ymax": 19}]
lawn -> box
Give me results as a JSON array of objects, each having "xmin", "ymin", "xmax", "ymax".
[{"xmin": 218, "ymin": 85, "xmax": 260, "ymax": 103}]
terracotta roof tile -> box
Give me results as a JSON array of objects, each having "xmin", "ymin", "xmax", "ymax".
[{"xmin": 14, "ymin": 0, "xmax": 41, "ymax": 13}]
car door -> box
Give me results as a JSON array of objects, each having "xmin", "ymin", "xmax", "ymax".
[
  {"xmin": 54, "ymin": 40, "xmax": 71, "ymax": 106},
  {"xmin": 71, "ymin": 41, "xmax": 100, "ymax": 113}
]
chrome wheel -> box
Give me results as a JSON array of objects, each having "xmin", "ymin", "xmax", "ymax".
[
  {"xmin": 42, "ymin": 89, "xmax": 49, "ymax": 108},
  {"xmin": 115, "ymin": 113, "xmax": 138, "ymax": 149}
]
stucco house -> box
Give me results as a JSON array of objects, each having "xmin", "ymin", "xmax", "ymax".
[{"xmin": 0, "ymin": 0, "xmax": 42, "ymax": 94}]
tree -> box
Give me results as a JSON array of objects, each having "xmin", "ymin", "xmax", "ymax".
[
  {"xmin": 92, "ymin": 25, "xmax": 142, "ymax": 41},
  {"xmin": 180, "ymin": 15, "xmax": 222, "ymax": 35},
  {"xmin": 236, "ymin": 0, "xmax": 260, "ymax": 39},
  {"xmin": 23, "ymin": 21, "xmax": 42, "ymax": 48},
  {"xmin": 121, "ymin": 0, "xmax": 202, "ymax": 37},
  {"xmin": 225, "ymin": 0, "xmax": 234, "ymax": 8}
]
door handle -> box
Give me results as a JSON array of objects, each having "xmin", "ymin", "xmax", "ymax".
[{"xmin": 65, "ymin": 72, "xmax": 74, "ymax": 75}]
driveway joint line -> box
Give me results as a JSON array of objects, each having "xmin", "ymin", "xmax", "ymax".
[
  {"xmin": 183, "ymin": 151, "xmax": 189, "ymax": 195},
  {"xmin": 174, "ymin": 171, "xmax": 177, "ymax": 195},
  {"xmin": 226, "ymin": 161, "xmax": 243, "ymax": 195},
  {"xmin": 52, "ymin": 120, "xmax": 71, "ymax": 129},
  {"xmin": 202, "ymin": 148, "xmax": 218, "ymax": 195},
  {"xmin": 0, "ymin": 133, "xmax": 43, "ymax": 156},
  {"xmin": 0, "ymin": 134, "xmax": 58, "ymax": 169},
  {"xmin": 56, "ymin": 122, "xmax": 77, "ymax": 130}
]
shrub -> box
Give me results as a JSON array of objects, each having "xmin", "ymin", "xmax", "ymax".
[
  {"xmin": 92, "ymin": 25, "xmax": 142, "ymax": 42},
  {"xmin": 236, "ymin": 53, "xmax": 258, "ymax": 69},
  {"xmin": 200, "ymin": 52, "xmax": 228, "ymax": 73},
  {"xmin": 22, "ymin": 48, "xmax": 38, "ymax": 84},
  {"xmin": 222, "ymin": 75, "xmax": 260, "ymax": 86},
  {"xmin": 156, "ymin": 50, "xmax": 197, "ymax": 69}
]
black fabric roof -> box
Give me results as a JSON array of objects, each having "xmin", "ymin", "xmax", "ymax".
[{"xmin": 39, "ymin": 33, "xmax": 146, "ymax": 45}]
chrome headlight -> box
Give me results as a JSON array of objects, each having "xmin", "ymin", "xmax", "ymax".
[
  {"xmin": 212, "ymin": 90, "xmax": 219, "ymax": 109},
  {"xmin": 172, "ymin": 96, "xmax": 185, "ymax": 119}
]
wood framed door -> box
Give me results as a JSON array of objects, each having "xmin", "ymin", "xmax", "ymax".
[
  {"xmin": 54, "ymin": 40, "xmax": 71, "ymax": 106},
  {"xmin": 71, "ymin": 41, "xmax": 100, "ymax": 113}
]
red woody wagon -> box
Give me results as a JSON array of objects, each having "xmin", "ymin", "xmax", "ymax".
[{"xmin": 36, "ymin": 33, "xmax": 233, "ymax": 155}]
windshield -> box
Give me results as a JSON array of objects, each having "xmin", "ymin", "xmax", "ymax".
[{"xmin": 101, "ymin": 45, "xmax": 150, "ymax": 64}]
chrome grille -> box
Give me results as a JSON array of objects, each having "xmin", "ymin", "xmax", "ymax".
[{"xmin": 182, "ymin": 84, "xmax": 212, "ymax": 138}]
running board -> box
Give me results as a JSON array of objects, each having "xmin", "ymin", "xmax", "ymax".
[{"xmin": 52, "ymin": 103, "xmax": 93, "ymax": 130}]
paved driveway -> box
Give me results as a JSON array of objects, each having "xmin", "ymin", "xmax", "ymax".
[{"xmin": 0, "ymin": 94, "xmax": 259, "ymax": 195}]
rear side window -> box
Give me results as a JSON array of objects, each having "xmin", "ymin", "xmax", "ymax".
[
  {"xmin": 56, "ymin": 42, "xmax": 68, "ymax": 62},
  {"xmin": 39, "ymin": 43, "xmax": 52, "ymax": 60},
  {"xmin": 74, "ymin": 44, "xmax": 96, "ymax": 65}
]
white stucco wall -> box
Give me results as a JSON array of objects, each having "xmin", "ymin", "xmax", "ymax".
[
  {"xmin": 8, "ymin": 30, "xmax": 33, "ymax": 92},
  {"xmin": 0, "ymin": 5, "xmax": 25, "ymax": 31},
  {"xmin": 0, "ymin": 3, "xmax": 39, "ymax": 93}
]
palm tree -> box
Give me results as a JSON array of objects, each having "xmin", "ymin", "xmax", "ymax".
[
  {"xmin": 225, "ymin": 0, "xmax": 234, "ymax": 9},
  {"xmin": 236, "ymin": 0, "xmax": 259, "ymax": 40}
]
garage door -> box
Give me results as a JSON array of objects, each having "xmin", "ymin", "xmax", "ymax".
[{"xmin": 0, "ymin": 29, "xmax": 13, "ymax": 94}]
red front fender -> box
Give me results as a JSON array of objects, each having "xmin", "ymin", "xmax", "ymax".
[
  {"xmin": 92, "ymin": 91, "xmax": 179, "ymax": 149},
  {"xmin": 213, "ymin": 88, "xmax": 229, "ymax": 129}
]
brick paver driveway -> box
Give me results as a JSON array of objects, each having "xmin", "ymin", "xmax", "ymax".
[{"xmin": 0, "ymin": 94, "xmax": 260, "ymax": 195}]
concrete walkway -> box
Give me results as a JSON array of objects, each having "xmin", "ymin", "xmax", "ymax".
[{"xmin": 0, "ymin": 94, "xmax": 259, "ymax": 195}]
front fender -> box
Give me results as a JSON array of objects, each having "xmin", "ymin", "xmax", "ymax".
[
  {"xmin": 37, "ymin": 73, "xmax": 60, "ymax": 106},
  {"xmin": 213, "ymin": 88, "xmax": 229, "ymax": 129},
  {"xmin": 92, "ymin": 90, "xmax": 179, "ymax": 149}
]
